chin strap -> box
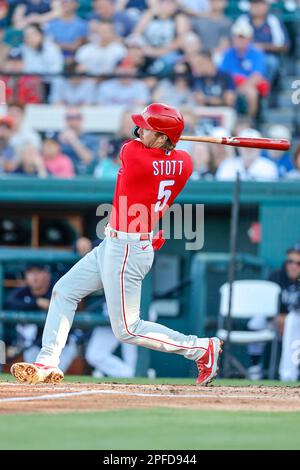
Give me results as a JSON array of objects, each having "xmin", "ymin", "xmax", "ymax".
[{"xmin": 132, "ymin": 126, "xmax": 140, "ymax": 138}]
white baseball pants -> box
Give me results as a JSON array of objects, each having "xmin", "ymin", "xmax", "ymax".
[
  {"xmin": 279, "ymin": 311, "xmax": 300, "ymax": 381},
  {"xmin": 36, "ymin": 236, "xmax": 209, "ymax": 368}
]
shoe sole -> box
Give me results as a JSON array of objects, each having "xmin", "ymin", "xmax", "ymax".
[
  {"xmin": 10, "ymin": 363, "xmax": 64, "ymax": 385},
  {"xmin": 198, "ymin": 338, "xmax": 223, "ymax": 386}
]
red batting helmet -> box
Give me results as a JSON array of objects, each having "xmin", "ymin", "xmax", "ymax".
[{"xmin": 131, "ymin": 103, "xmax": 184, "ymax": 145}]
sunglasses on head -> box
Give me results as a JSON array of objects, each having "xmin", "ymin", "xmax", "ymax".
[{"xmin": 286, "ymin": 259, "xmax": 300, "ymax": 267}]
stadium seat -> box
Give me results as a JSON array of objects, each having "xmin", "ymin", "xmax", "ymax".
[{"xmin": 217, "ymin": 280, "xmax": 281, "ymax": 379}]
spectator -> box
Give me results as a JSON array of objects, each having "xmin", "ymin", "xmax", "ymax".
[
  {"xmin": 265, "ymin": 124, "xmax": 294, "ymax": 178},
  {"xmin": 14, "ymin": 143, "xmax": 47, "ymax": 177},
  {"xmin": 286, "ymin": 144, "xmax": 300, "ymax": 180},
  {"xmin": 174, "ymin": 31, "xmax": 203, "ymax": 74},
  {"xmin": 216, "ymin": 128, "xmax": 278, "ymax": 180},
  {"xmin": 0, "ymin": 47, "xmax": 44, "ymax": 104},
  {"xmin": 188, "ymin": 50, "xmax": 236, "ymax": 107},
  {"xmin": 21, "ymin": 23, "xmax": 64, "ymax": 74},
  {"xmin": 59, "ymin": 107, "xmax": 98, "ymax": 174},
  {"xmin": 152, "ymin": 76, "xmax": 196, "ymax": 107},
  {"xmin": 7, "ymin": 101, "xmax": 42, "ymax": 154},
  {"xmin": 42, "ymin": 135, "xmax": 75, "ymax": 178},
  {"xmin": 89, "ymin": 0, "xmax": 136, "ymax": 38},
  {"xmin": 4, "ymin": 263, "xmax": 79, "ymax": 370},
  {"xmin": 235, "ymin": 0, "xmax": 289, "ymax": 85},
  {"xmin": 93, "ymin": 138, "xmax": 121, "ymax": 179},
  {"xmin": 115, "ymin": 0, "xmax": 155, "ymax": 17},
  {"xmin": 49, "ymin": 61, "xmax": 96, "ymax": 105},
  {"xmin": 208, "ymin": 126, "xmax": 234, "ymax": 176},
  {"xmin": 132, "ymin": 0, "xmax": 189, "ymax": 75},
  {"xmin": 75, "ymin": 20, "xmax": 127, "ymax": 75},
  {"xmin": 45, "ymin": 0, "xmax": 88, "ymax": 62},
  {"xmin": 12, "ymin": 0, "xmax": 61, "ymax": 29},
  {"xmin": 96, "ymin": 71, "xmax": 151, "ymax": 106},
  {"xmin": 220, "ymin": 21, "xmax": 269, "ymax": 117},
  {"xmin": 0, "ymin": 116, "xmax": 19, "ymax": 174},
  {"xmin": 189, "ymin": 0, "xmax": 232, "ymax": 59},
  {"xmin": 248, "ymin": 243, "xmax": 300, "ymax": 381}
]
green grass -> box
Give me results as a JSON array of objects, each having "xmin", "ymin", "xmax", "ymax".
[{"xmin": 0, "ymin": 409, "xmax": 300, "ymax": 450}]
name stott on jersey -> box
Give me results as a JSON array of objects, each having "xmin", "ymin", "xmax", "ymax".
[{"xmin": 109, "ymin": 140, "xmax": 193, "ymax": 233}]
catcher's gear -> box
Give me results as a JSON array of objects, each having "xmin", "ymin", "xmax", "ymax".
[{"xmin": 131, "ymin": 103, "xmax": 185, "ymax": 144}]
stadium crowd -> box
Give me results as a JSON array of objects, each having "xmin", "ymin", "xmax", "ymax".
[{"xmin": 0, "ymin": 0, "xmax": 299, "ymax": 180}]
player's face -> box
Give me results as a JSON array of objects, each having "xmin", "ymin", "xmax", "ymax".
[
  {"xmin": 138, "ymin": 128, "xmax": 167, "ymax": 149},
  {"xmin": 286, "ymin": 252, "xmax": 300, "ymax": 281}
]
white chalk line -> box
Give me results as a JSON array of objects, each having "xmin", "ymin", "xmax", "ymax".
[{"xmin": 0, "ymin": 388, "xmax": 299, "ymax": 404}]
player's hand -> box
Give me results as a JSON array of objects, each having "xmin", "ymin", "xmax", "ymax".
[{"xmin": 36, "ymin": 298, "xmax": 50, "ymax": 310}]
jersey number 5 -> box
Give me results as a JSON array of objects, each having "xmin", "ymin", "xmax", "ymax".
[{"xmin": 155, "ymin": 180, "xmax": 175, "ymax": 212}]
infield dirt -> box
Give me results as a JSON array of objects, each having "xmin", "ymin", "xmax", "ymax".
[{"xmin": 1, "ymin": 382, "xmax": 300, "ymax": 414}]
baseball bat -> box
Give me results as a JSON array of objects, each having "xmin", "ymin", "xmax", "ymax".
[{"xmin": 179, "ymin": 135, "xmax": 290, "ymax": 151}]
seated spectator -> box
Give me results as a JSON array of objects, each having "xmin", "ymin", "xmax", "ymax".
[
  {"xmin": 21, "ymin": 23, "xmax": 64, "ymax": 74},
  {"xmin": 189, "ymin": 50, "xmax": 236, "ymax": 107},
  {"xmin": 216, "ymin": 128, "xmax": 278, "ymax": 180},
  {"xmin": 12, "ymin": 0, "xmax": 61, "ymax": 29},
  {"xmin": 14, "ymin": 143, "xmax": 47, "ymax": 177},
  {"xmin": 265, "ymin": 124, "xmax": 294, "ymax": 178},
  {"xmin": 0, "ymin": 48, "xmax": 44, "ymax": 104},
  {"xmin": 174, "ymin": 31, "xmax": 204, "ymax": 74},
  {"xmin": 42, "ymin": 135, "xmax": 75, "ymax": 178},
  {"xmin": 45, "ymin": 0, "xmax": 88, "ymax": 62},
  {"xmin": 235, "ymin": 0, "xmax": 290, "ymax": 86},
  {"xmin": 189, "ymin": 0, "xmax": 232, "ymax": 60},
  {"xmin": 75, "ymin": 20, "xmax": 127, "ymax": 75},
  {"xmin": 220, "ymin": 21, "xmax": 269, "ymax": 117},
  {"xmin": 207, "ymin": 126, "xmax": 234, "ymax": 176},
  {"xmin": 286, "ymin": 144, "xmax": 300, "ymax": 180},
  {"xmin": 4, "ymin": 263, "xmax": 78, "ymax": 371},
  {"xmin": 0, "ymin": 116, "xmax": 19, "ymax": 173},
  {"xmin": 132, "ymin": 0, "xmax": 189, "ymax": 75},
  {"xmin": 93, "ymin": 138, "xmax": 121, "ymax": 179},
  {"xmin": 248, "ymin": 243, "xmax": 300, "ymax": 381},
  {"xmin": 49, "ymin": 61, "xmax": 96, "ymax": 105},
  {"xmin": 88, "ymin": 0, "xmax": 136, "ymax": 38},
  {"xmin": 58, "ymin": 107, "xmax": 99, "ymax": 174},
  {"xmin": 152, "ymin": 76, "xmax": 196, "ymax": 107},
  {"xmin": 96, "ymin": 70, "xmax": 151, "ymax": 106},
  {"xmin": 7, "ymin": 101, "xmax": 42, "ymax": 154}
]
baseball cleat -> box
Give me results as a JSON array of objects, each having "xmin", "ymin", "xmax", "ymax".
[
  {"xmin": 196, "ymin": 337, "xmax": 223, "ymax": 386},
  {"xmin": 10, "ymin": 362, "xmax": 64, "ymax": 384}
]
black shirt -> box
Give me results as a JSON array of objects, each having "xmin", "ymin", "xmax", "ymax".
[
  {"xmin": 5, "ymin": 281, "xmax": 54, "ymax": 311},
  {"xmin": 269, "ymin": 267, "xmax": 300, "ymax": 314}
]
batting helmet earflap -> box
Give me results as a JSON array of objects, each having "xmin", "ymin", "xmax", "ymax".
[{"xmin": 131, "ymin": 103, "xmax": 185, "ymax": 145}]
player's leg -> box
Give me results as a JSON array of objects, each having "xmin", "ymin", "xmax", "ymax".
[
  {"xmin": 36, "ymin": 245, "xmax": 104, "ymax": 367},
  {"xmin": 279, "ymin": 311, "xmax": 300, "ymax": 381},
  {"xmin": 102, "ymin": 238, "xmax": 222, "ymax": 384},
  {"xmin": 11, "ymin": 244, "xmax": 104, "ymax": 383}
]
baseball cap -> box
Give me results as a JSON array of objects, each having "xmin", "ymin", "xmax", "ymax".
[
  {"xmin": 25, "ymin": 263, "xmax": 50, "ymax": 272},
  {"xmin": 287, "ymin": 242, "xmax": 300, "ymax": 255},
  {"xmin": 239, "ymin": 128, "xmax": 262, "ymax": 139},
  {"xmin": 267, "ymin": 124, "xmax": 291, "ymax": 141},
  {"xmin": 231, "ymin": 21, "xmax": 254, "ymax": 38}
]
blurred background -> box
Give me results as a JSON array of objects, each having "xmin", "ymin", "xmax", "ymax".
[{"xmin": 0, "ymin": 0, "xmax": 300, "ymax": 382}]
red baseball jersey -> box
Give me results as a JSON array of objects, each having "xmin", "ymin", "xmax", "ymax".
[{"xmin": 109, "ymin": 139, "xmax": 193, "ymax": 233}]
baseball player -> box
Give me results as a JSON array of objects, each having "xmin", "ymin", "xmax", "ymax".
[{"xmin": 11, "ymin": 103, "xmax": 222, "ymax": 385}]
